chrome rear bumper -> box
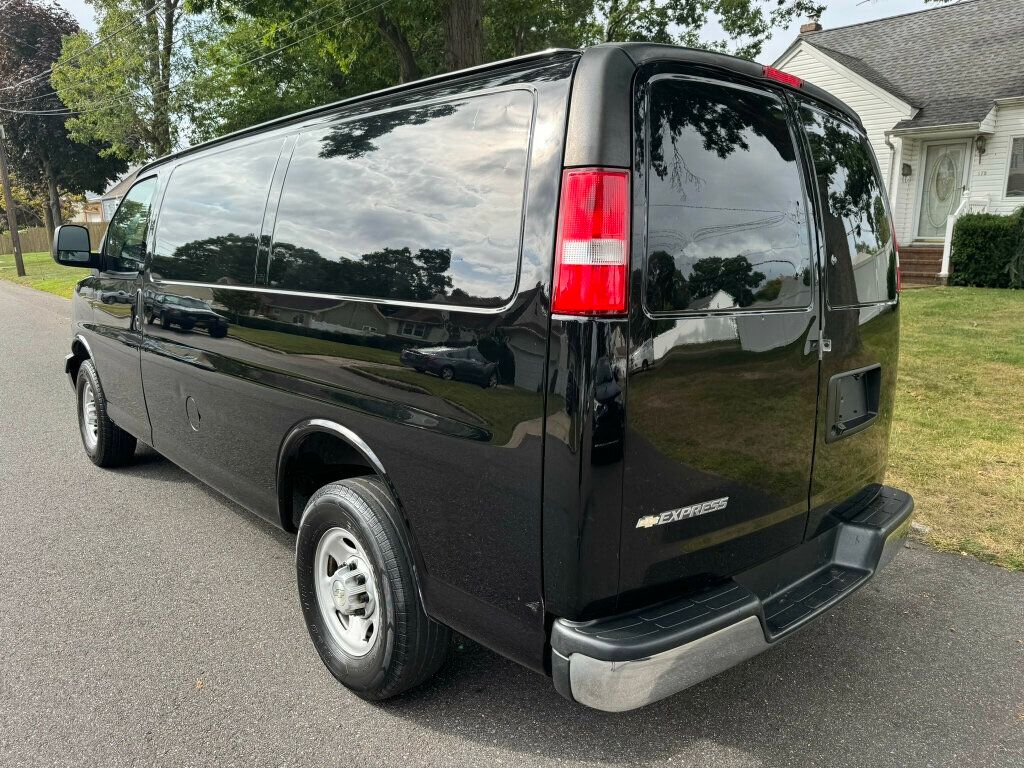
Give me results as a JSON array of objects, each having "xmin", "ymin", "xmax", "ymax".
[{"xmin": 551, "ymin": 486, "xmax": 914, "ymax": 712}]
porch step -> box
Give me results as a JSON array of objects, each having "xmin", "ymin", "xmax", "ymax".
[
  {"xmin": 901, "ymin": 271, "xmax": 945, "ymax": 287},
  {"xmin": 899, "ymin": 244, "xmax": 943, "ymax": 286}
]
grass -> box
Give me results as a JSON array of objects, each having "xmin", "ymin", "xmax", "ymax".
[
  {"xmin": 0, "ymin": 250, "xmax": 89, "ymax": 299},
  {"xmin": 888, "ymin": 287, "xmax": 1024, "ymax": 571},
  {"xmin": 3, "ymin": 252, "xmax": 1020, "ymax": 568},
  {"xmin": 226, "ymin": 325, "xmax": 401, "ymax": 366}
]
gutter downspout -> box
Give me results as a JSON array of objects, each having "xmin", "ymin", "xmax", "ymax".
[{"xmin": 884, "ymin": 134, "xmax": 900, "ymax": 208}]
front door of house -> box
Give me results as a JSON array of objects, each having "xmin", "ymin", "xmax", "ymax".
[{"xmin": 916, "ymin": 141, "xmax": 969, "ymax": 238}]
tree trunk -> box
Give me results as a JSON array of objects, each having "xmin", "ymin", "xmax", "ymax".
[
  {"xmin": 375, "ymin": 13, "xmax": 420, "ymax": 83},
  {"xmin": 445, "ymin": 0, "xmax": 484, "ymax": 72},
  {"xmin": 43, "ymin": 160, "xmax": 62, "ymax": 232},
  {"xmin": 41, "ymin": 193, "xmax": 54, "ymax": 250}
]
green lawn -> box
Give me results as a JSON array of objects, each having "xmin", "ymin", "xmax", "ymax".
[
  {"xmin": 0, "ymin": 250, "xmax": 88, "ymax": 299},
  {"xmin": 888, "ymin": 287, "xmax": 1024, "ymax": 571}
]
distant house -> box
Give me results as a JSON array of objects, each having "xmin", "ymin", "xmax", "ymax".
[
  {"xmin": 99, "ymin": 166, "xmax": 142, "ymax": 220},
  {"xmin": 71, "ymin": 166, "xmax": 142, "ymax": 224},
  {"xmin": 774, "ymin": 0, "xmax": 1024, "ymax": 284}
]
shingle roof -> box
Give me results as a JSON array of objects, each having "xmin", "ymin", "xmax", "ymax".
[
  {"xmin": 799, "ymin": 0, "xmax": 1024, "ymax": 130},
  {"xmin": 101, "ymin": 166, "xmax": 142, "ymax": 200}
]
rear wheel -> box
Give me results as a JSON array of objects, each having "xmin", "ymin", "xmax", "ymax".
[
  {"xmin": 296, "ymin": 477, "xmax": 450, "ymax": 700},
  {"xmin": 76, "ymin": 359, "xmax": 137, "ymax": 467},
  {"xmin": 440, "ymin": 366, "xmax": 454, "ymax": 381}
]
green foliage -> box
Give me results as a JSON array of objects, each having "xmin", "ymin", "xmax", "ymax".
[
  {"xmin": 0, "ymin": 0, "xmax": 126, "ymax": 221},
  {"xmin": 189, "ymin": 0, "xmax": 824, "ymax": 143},
  {"xmin": 52, "ymin": 1, "xmax": 202, "ymax": 161},
  {"xmin": 949, "ymin": 209, "xmax": 1024, "ymax": 289}
]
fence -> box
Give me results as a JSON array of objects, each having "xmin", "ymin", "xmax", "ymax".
[{"xmin": 0, "ymin": 222, "xmax": 108, "ymax": 256}]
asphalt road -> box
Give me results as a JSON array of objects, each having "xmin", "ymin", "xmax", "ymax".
[{"xmin": 1, "ymin": 280, "xmax": 1022, "ymax": 768}]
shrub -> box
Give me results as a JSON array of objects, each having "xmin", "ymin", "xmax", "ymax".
[{"xmin": 949, "ymin": 208, "xmax": 1024, "ymax": 288}]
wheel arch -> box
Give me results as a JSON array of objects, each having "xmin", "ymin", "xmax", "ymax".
[
  {"xmin": 66, "ymin": 334, "xmax": 94, "ymax": 388},
  {"xmin": 276, "ymin": 419, "xmax": 406, "ymax": 534}
]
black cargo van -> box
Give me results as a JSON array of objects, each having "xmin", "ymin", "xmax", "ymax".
[{"xmin": 53, "ymin": 44, "xmax": 913, "ymax": 712}]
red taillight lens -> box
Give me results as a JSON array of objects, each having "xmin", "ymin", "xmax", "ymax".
[
  {"xmin": 893, "ymin": 228, "xmax": 902, "ymax": 293},
  {"xmin": 763, "ymin": 65, "xmax": 803, "ymax": 88},
  {"xmin": 552, "ymin": 168, "xmax": 630, "ymax": 315}
]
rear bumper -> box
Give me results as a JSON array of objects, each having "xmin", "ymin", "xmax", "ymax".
[{"xmin": 550, "ymin": 485, "xmax": 914, "ymax": 712}]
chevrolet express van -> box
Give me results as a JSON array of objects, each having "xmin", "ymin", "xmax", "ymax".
[{"xmin": 53, "ymin": 43, "xmax": 913, "ymax": 712}]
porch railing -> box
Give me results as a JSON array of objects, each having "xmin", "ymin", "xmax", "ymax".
[{"xmin": 940, "ymin": 192, "xmax": 990, "ymax": 279}]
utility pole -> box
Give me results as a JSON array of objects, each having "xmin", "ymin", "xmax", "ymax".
[{"xmin": 0, "ymin": 125, "xmax": 27, "ymax": 277}]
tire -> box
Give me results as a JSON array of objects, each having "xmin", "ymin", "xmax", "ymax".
[
  {"xmin": 440, "ymin": 366, "xmax": 455, "ymax": 381},
  {"xmin": 159, "ymin": 314, "xmax": 172, "ymax": 329},
  {"xmin": 482, "ymin": 371, "xmax": 498, "ymax": 389},
  {"xmin": 209, "ymin": 325, "xmax": 227, "ymax": 338},
  {"xmin": 76, "ymin": 359, "xmax": 137, "ymax": 468},
  {"xmin": 296, "ymin": 477, "xmax": 451, "ymax": 701}
]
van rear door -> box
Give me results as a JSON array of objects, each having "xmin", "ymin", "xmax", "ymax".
[
  {"xmin": 619, "ymin": 73, "xmax": 820, "ymax": 607},
  {"xmin": 796, "ymin": 100, "xmax": 900, "ymax": 536}
]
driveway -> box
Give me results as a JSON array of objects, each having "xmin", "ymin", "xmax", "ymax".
[{"xmin": 0, "ymin": 280, "xmax": 1021, "ymax": 768}]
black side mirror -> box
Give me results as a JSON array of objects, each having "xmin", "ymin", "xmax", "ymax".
[{"xmin": 53, "ymin": 225, "xmax": 100, "ymax": 269}]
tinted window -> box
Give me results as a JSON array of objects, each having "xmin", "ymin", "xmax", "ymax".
[
  {"xmin": 800, "ymin": 104, "xmax": 895, "ymax": 305},
  {"xmin": 104, "ymin": 177, "xmax": 157, "ymax": 273},
  {"xmin": 644, "ymin": 78, "xmax": 813, "ymax": 314},
  {"xmin": 152, "ymin": 138, "xmax": 283, "ymax": 284},
  {"xmin": 269, "ymin": 90, "xmax": 533, "ymax": 306}
]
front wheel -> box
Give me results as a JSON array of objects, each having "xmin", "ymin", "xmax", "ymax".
[
  {"xmin": 296, "ymin": 477, "xmax": 451, "ymax": 700},
  {"xmin": 76, "ymin": 359, "xmax": 137, "ymax": 467},
  {"xmin": 440, "ymin": 366, "xmax": 455, "ymax": 381}
]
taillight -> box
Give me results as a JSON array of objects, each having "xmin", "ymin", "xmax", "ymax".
[
  {"xmin": 763, "ymin": 65, "xmax": 803, "ymax": 88},
  {"xmin": 552, "ymin": 167, "xmax": 630, "ymax": 315},
  {"xmin": 893, "ymin": 228, "xmax": 902, "ymax": 293}
]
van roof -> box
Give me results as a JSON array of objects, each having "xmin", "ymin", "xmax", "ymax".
[{"xmin": 139, "ymin": 43, "xmax": 860, "ymax": 175}]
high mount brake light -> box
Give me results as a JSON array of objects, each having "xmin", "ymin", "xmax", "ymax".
[
  {"xmin": 763, "ymin": 66, "xmax": 803, "ymax": 89},
  {"xmin": 551, "ymin": 168, "xmax": 630, "ymax": 316}
]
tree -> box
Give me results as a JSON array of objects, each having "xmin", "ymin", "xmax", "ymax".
[
  {"xmin": 0, "ymin": 0, "xmax": 126, "ymax": 235},
  {"xmin": 596, "ymin": 1, "xmax": 826, "ymax": 59},
  {"xmin": 187, "ymin": 0, "xmax": 829, "ymax": 144},
  {"xmin": 52, "ymin": 0, "xmax": 201, "ymax": 161}
]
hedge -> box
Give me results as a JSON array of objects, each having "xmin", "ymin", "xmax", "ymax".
[{"xmin": 949, "ymin": 208, "xmax": 1024, "ymax": 288}]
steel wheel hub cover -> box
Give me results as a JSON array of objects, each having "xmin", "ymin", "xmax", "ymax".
[{"xmin": 314, "ymin": 527, "xmax": 380, "ymax": 657}]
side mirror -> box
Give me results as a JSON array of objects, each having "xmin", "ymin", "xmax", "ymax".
[{"xmin": 53, "ymin": 225, "xmax": 100, "ymax": 269}]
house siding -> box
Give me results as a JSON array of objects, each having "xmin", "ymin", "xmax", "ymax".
[
  {"xmin": 780, "ymin": 46, "xmax": 913, "ymax": 183},
  {"xmin": 970, "ymin": 102, "xmax": 1024, "ymax": 216}
]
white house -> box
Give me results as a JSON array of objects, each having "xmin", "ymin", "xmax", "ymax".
[{"xmin": 774, "ymin": 0, "xmax": 1024, "ymax": 284}]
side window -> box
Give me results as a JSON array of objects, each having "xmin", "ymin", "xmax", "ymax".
[
  {"xmin": 103, "ymin": 177, "xmax": 157, "ymax": 273},
  {"xmin": 269, "ymin": 90, "xmax": 534, "ymax": 306},
  {"xmin": 644, "ymin": 77, "xmax": 813, "ymax": 314},
  {"xmin": 152, "ymin": 138, "xmax": 283, "ymax": 284},
  {"xmin": 800, "ymin": 104, "xmax": 895, "ymax": 306},
  {"xmin": 1006, "ymin": 137, "xmax": 1024, "ymax": 197}
]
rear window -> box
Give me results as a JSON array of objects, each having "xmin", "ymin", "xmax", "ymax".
[
  {"xmin": 268, "ymin": 90, "xmax": 534, "ymax": 307},
  {"xmin": 152, "ymin": 138, "xmax": 283, "ymax": 284},
  {"xmin": 644, "ymin": 77, "xmax": 813, "ymax": 314},
  {"xmin": 800, "ymin": 104, "xmax": 896, "ymax": 306}
]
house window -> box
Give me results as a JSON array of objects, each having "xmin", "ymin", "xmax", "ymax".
[
  {"xmin": 1007, "ymin": 138, "xmax": 1024, "ymax": 197},
  {"xmin": 399, "ymin": 321, "xmax": 427, "ymax": 338}
]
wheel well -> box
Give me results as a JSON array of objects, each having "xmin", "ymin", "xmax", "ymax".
[
  {"xmin": 68, "ymin": 338, "xmax": 90, "ymax": 383},
  {"xmin": 278, "ymin": 431, "xmax": 377, "ymax": 531}
]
